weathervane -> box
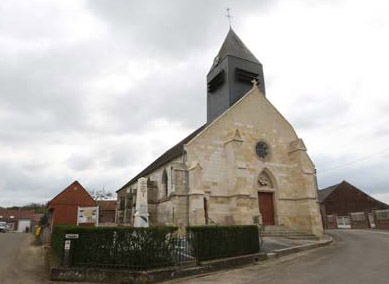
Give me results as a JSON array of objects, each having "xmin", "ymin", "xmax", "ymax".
[{"xmin": 226, "ymin": 8, "xmax": 233, "ymax": 27}]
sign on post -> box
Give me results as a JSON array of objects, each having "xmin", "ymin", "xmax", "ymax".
[
  {"xmin": 64, "ymin": 240, "xmax": 71, "ymax": 250},
  {"xmin": 63, "ymin": 240, "xmax": 72, "ymax": 266},
  {"xmin": 65, "ymin": 234, "xmax": 79, "ymax": 239}
]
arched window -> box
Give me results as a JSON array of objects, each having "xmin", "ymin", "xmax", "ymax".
[
  {"xmin": 162, "ymin": 169, "xmax": 168, "ymax": 197},
  {"xmin": 204, "ymin": 198, "xmax": 209, "ymax": 225}
]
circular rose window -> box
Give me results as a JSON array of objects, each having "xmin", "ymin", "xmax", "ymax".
[{"xmin": 255, "ymin": 142, "xmax": 269, "ymax": 159}]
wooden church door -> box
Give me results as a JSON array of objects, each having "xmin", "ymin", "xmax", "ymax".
[{"xmin": 258, "ymin": 192, "xmax": 275, "ymax": 225}]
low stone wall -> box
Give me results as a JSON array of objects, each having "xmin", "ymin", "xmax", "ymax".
[
  {"xmin": 376, "ymin": 220, "xmax": 389, "ymax": 230},
  {"xmin": 49, "ymin": 254, "xmax": 265, "ymax": 283},
  {"xmin": 351, "ymin": 220, "xmax": 369, "ymax": 229},
  {"xmin": 326, "ymin": 220, "xmax": 337, "ymax": 229}
]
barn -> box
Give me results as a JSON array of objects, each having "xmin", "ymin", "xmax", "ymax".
[
  {"xmin": 47, "ymin": 181, "xmax": 97, "ymax": 229},
  {"xmin": 319, "ymin": 181, "xmax": 389, "ymax": 229}
]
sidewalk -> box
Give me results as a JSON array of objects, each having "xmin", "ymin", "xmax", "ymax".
[
  {"xmin": 260, "ymin": 235, "xmax": 333, "ymax": 257},
  {"xmin": 261, "ymin": 237, "xmax": 318, "ymax": 253}
]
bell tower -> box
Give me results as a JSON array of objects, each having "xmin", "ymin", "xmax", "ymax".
[{"xmin": 207, "ymin": 28, "xmax": 265, "ymax": 123}]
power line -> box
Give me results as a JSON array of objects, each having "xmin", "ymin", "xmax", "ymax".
[{"xmin": 317, "ymin": 147, "xmax": 389, "ymax": 175}]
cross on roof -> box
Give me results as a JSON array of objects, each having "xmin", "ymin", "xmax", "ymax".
[{"xmin": 226, "ymin": 8, "xmax": 233, "ymax": 27}]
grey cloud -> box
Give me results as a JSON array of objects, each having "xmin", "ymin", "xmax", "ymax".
[
  {"xmin": 0, "ymin": 161, "xmax": 71, "ymax": 203},
  {"xmin": 67, "ymin": 154, "xmax": 96, "ymax": 171},
  {"xmin": 288, "ymin": 94, "xmax": 351, "ymax": 130},
  {"xmin": 87, "ymin": 0, "xmax": 276, "ymax": 59},
  {"xmin": 315, "ymin": 153, "xmax": 389, "ymax": 195},
  {"xmin": 1, "ymin": 0, "xmax": 388, "ymax": 207},
  {"xmin": 106, "ymin": 65, "xmax": 206, "ymax": 133}
]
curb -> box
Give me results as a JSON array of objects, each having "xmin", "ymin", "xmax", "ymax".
[{"xmin": 270, "ymin": 235, "xmax": 333, "ymax": 258}]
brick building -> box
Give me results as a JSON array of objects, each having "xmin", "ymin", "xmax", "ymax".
[
  {"xmin": 319, "ymin": 181, "xmax": 389, "ymax": 229},
  {"xmin": 97, "ymin": 200, "xmax": 116, "ymax": 224},
  {"xmin": 0, "ymin": 209, "xmax": 42, "ymax": 232},
  {"xmin": 48, "ymin": 181, "xmax": 97, "ymax": 229}
]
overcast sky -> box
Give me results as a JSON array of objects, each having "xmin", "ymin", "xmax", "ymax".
[{"xmin": 0, "ymin": 0, "xmax": 388, "ymax": 207}]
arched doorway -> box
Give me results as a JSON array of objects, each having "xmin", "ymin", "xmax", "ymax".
[{"xmin": 257, "ymin": 169, "xmax": 276, "ymax": 225}]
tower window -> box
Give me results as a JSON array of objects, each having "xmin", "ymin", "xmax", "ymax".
[
  {"xmin": 235, "ymin": 68, "xmax": 259, "ymax": 83},
  {"xmin": 207, "ymin": 70, "xmax": 225, "ymax": 92}
]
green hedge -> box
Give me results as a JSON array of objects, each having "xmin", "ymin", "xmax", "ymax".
[
  {"xmin": 187, "ymin": 225, "xmax": 260, "ymax": 261},
  {"xmin": 52, "ymin": 225, "xmax": 178, "ymax": 269},
  {"xmin": 51, "ymin": 225, "xmax": 73, "ymax": 259}
]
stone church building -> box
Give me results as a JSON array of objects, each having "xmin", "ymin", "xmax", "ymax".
[{"xmin": 116, "ymin": 28, "xmax": 323, "ymax": 236}]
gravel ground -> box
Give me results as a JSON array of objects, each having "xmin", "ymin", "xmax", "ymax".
[{"xmin": 0, "ymin": 233, "xmax": 96, "ymax": 284}]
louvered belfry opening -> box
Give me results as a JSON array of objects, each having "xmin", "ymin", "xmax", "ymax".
[{"xmin": 206, "ymin": 28, "xmax": 266, "ymax": 123}]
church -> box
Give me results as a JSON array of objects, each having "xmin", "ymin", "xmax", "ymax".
[{"xmin": 116, "ymin": 28, "xmax": 323, "ymax": 236}]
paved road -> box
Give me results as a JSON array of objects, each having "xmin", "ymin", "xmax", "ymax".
[
  {"xmin": 0, "ymin": 232, "xmax": 96, "ymax": 284},
  {"xmin": 167, "ymin": 230, "xmax": 389, "ymax": 284},
  {"xmin": 1, "ymin": 230, "xmax": 388, "ymax": 283},
  {"xmin": 0, "ymin": 233, "xmax": 46, "ymax": 284}
]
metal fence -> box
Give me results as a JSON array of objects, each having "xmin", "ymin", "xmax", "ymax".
[
  {"xmin": 58, "ymin": 225, "xmax": 260, "ymax": 270},
  {"xmin": 69, "ymin": 232, "xmax": 195, "ymax": 270}
]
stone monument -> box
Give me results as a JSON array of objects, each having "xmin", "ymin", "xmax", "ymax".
[{"xmin": 134, "ymin": 177, "xmax": 149, "ymax": 227}]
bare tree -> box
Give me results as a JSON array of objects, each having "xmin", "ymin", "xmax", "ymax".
[{"xmin": 88, "ymin": 188, "xmax": 114, "ymax": 201}]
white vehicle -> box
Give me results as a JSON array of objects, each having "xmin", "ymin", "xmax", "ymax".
[{"xmin": 0, "ymin": 222, "xmax": 6, "ymax": 233}]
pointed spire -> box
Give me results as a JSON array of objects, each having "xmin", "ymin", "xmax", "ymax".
[{"xmin": 210, "ymin": 28, "xmax": 260, "ymax": 71}]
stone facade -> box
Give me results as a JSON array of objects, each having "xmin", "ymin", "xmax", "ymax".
[
  {"xmin": 117, "ymin": 157, "xmax": 190, "ymax": 227},
  {"xmin": 116, "ymin": 86, "xmax": 323, "ymax": 236},
  {"xmin": 116, "ymin": 28, "xmax": 324, "ymax": 236},
  {"xmin": 184, "ymin": 86, "xmax": 323, "ymax": 236}
]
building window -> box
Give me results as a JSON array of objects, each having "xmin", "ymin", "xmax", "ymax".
[
  {"xmin": 162, "ymin": 169, "xmax": 168, "ymax": 197},
  {"xmin": 350, "ymin": 212, "xmax": 366, "ymax": 222},
  {"xmin": 376, "ymin": 209, "xmax": 389, "ymax": 220},
  {"xmin": 255, "ymin": 141, "xmax": 269, "ymax": 159},
  {"xmin": 119, "ymin": 197, "xmax": 125, "ymax": 210},
  {"xmin": 204, "ymin": 198, "xmax": 209, "ymax": 225}
]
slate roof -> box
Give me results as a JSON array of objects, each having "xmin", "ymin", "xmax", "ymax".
[
  {"xmin": 319, "ymin": 181, "xmax": 389, "ymax": 207},
  {"xmin": 210, "ymin": 28, "xmax": 260, "ymax": 71},
  {"xmin": 318, "ymin": 183, "xmax": 340, "ymax": 203},
  {"xmin": 117, "ymin": 124, "xmax": 206, "ymax": 192}
]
